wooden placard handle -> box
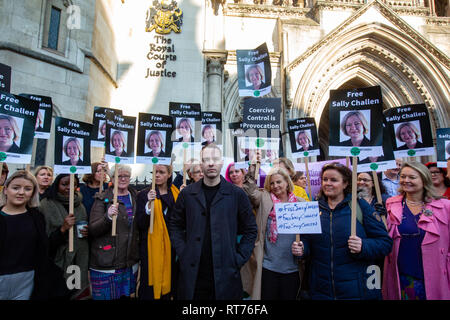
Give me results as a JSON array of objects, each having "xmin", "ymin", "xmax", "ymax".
[
  {"xmin": 149, "ymin": 168, "xmax": 156, "ymax": 234},
  {"xmin": 305, "ymin": 157, "xmax": 312, "ymax": 200},
  {"xmin": 69, "ymin": 174, "xmax": 75, "ymax": 252},
  {"xmin": 255, "ymin": 162, "xmax": 261, "ymax": 185},
  {"xmin": 351, "ymin": 156, "xmax": 358, "ymax": 236},
  {"xmin": 112, "ymin": 163, "xmax": 118, "ymax": 236},
  {"xmin": 346, "ymin": 156, "xmax": 350, "ymax": 168},
  {"xmin": 182, "ymin": 148, "xmax": 187, "ymax": 186},
  {"xmin": 296, "ymin": 234, "xmax": 300, "ymax": 242},
  {"xmin": 99, "ymin": 150, "xmax": 106, "ymax": 193},
  {"xmin": 372, "ymin": 170, "xmax": 387, "ymax": 228}
]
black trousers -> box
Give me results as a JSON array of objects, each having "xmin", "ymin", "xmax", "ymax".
[{"xmin": 261, "ymin": 268, "xmax": 300, "ymax": 300}]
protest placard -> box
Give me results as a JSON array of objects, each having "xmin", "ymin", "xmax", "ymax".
[
  {"xmin": 54, "ymin": 117, "xmax": 93, "ymax": 174},
  {"xmin": 436, "ymin": 128, "xmax": 450, "ymax": 168},
  {"xmin": 328, "ymin": 86, "xmax": 383, "ymax": 159},
  {"xmin": 0, "ymin": 63, "xmax": 11, "ymax": 93},
  {"xmin": 105, "ymin": 111, "xmax": 136, "ymax": 164},
  {"xmin": 19, "ymin": 94, "xmax": 53, "ymax": 139},
  {"xmin": 136, "ymin": 113, "xmax": 173, "ymax": 165},
  {"xmin": 0, "ymin": 92, "xmax": 38, "ymax": 164},
  {"xmin": 288, "ymin": 117, "xmax": 320, "ymax": 158},
  {"xmin": 91, "ymin": 107, "xmax": 123, "ymax": 148},
  {"xmin": 237, "ymin": 43, "xmax": 272, "ymax": 98},
  {"xmin": 201, "ymin": 111, "xmax": 222, "ymax": 147},
  {"xmin": 275, "ymin": 201, "xmax": 322, "ymax": 234},
  {"xmin": 384, "ymin": 104, "xmax": 434, "ymax": 158}
]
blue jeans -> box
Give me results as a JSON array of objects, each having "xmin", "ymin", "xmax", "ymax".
[{"xmin": 0, "ymin": 270, "xmax": 35, "ymax": 300}]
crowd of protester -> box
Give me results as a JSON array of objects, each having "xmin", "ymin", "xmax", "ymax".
[{"xmin": 0, "ymin": 144, "xmax": 449, "ymax": 300}]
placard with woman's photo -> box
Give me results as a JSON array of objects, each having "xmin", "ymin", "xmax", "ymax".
[
  {"xmin": 0, "ymin": 91, "xmax": 38, "ymax": 164},
  {"xmin": 105, "ymin": 111, "xmax": 136, "ymax": 164},
  {"xmin": 236, "ymin": 43, "xmax": 272, "ymax": 98},
  {"xmin": 288, "ymin": 117, "xmax": 320, "ymax": 158},
  {"xmin": 136, "ymin": 113, "xmax": 173, "ymax": 165},
  {"xmin": 201, "ymin": 111, "xmax": 222, "ymax": 148},
  {"xmin": 436, "ymin": 128, "xmax": 450, "ymax": 168},
  {"xmin": 19, "ymin": 94, "xmax": 53, "ymax": 139},
  {"xmin": 54, "ymin": 117, "xmax": 93, "ymax": 174},
  {"xmin": 383, "ymin": 103, "xmax": 434, "ymax": 158},
  {"xmin": 91, "ymin": 106, "xmax": 123, "ymax": 148},
  {"xmin": 328, "ymin": 86, "xmax": 384, "ymax": 159}
]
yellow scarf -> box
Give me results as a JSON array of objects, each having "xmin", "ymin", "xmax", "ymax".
[{"xmin": 147, "ymin": 184, "xmax": 179, "ymax": 299}]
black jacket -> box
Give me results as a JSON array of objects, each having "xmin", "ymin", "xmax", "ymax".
[
  {"xmin": 340, "ymin": 136, "xmax": 371, "ymax": 147},
  {"xmin": 168, "ymin": 177, "xmax": 257, "ymax": 300},
  {"xmin": 0, "ymin": 207, "xmax": 69, "ymax": 300}
]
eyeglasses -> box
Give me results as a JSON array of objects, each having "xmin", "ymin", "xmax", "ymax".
[
  {"xmin": 118, "ymin": 175, "xmax": 131, "ymax": 180},
  {"xmin": 429, "ymin": 171, "xmax": 442, "ymax": 176}
]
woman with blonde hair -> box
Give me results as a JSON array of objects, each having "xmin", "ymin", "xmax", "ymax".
[
  {"xmin": 242, "ymin": 163, "xmax": 306, "ymax": 300},
  {"xmin": 34, "ymin": 166, "xmax": 54, "ymax": 200},
  {"xmin": 0, "ymin": 170, "xmax": 48, "ymax": 299},
  {"xmin": 136, "ymin": 164, "xmax": 180, "ymax": 299},
  {"xmin": 273, "ymin": 158, "xmax": 309, "ymax": 201},
  {"xmin": 395, "ymin": 122, "xmax": 423, "ymax": 150},
  {"xmin": 0, "ymin": 115, "xmax": 21, "ymax": 153},
  {"xmin": 176, "ymin": 118, "xmax": 194, "ymax": 143},
  {"xmin": 383, "ymin": 161, "xmax": 450, "ymax": 300},
  {"xmin": 62, "ymin": 137, "xmax": 83, "ymax": 166},
  {"xmin": 111, "ymin": 130, "xmax": 128, "ymax": 157},
  {"xmin": 339, "ymin": 111, "xmax": 370, "ymax": 147},
  {"xmin": 144, "ymin": 131, "xmax": 166, "ymax": 157},
  {"xmin": 245, "ymin": 64, "xmax": 264, "ymax": 90}
]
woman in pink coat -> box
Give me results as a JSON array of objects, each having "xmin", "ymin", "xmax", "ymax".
[{"xmin": 383, "ymin": 161, "xmax": 450, "ymax": 300}]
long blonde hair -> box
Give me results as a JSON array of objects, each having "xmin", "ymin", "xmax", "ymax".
[
  {"xmin": 264, "ymin": 167, "xmax": 294, "ymax": 194},
  {"xmin": 398, "ymin": 162, "xmax": 442, "ymax": 202},
  {"xmin": 0, "ymin": 170, "xmax": 40, "ymax": 208}
]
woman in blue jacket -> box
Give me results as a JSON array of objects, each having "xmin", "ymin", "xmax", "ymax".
[{"xmin": 291, "ymin": 162, "xmax": 392, "ymax": 299}]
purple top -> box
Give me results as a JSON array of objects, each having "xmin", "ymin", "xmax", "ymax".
[{"xmin": 397, "ymin": 202, "xmax": 425, "ymax": 280}]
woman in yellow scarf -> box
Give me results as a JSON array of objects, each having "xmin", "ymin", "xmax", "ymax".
[{"xmin": 135, "ymin": 164, "xmax": 180, "ymax": 300}]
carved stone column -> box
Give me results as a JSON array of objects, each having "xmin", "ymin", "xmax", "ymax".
[{"xmin": 203, "ymin": 50, "xmax": 228, "ymax": 112}]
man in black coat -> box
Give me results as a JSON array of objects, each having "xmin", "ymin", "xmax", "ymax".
[{"xmin": 168, "ymin": 143, "xmax": 257, "ymax": 300}]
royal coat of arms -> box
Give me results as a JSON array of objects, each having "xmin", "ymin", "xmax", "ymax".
[{"xmin": 145, "ymin": 0, "xmax": 183, "ymax": 34}]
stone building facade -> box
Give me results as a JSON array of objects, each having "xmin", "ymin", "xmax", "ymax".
[{"xmin": 0, "ymin": 0, "xmax": 448, "ymax": 175}]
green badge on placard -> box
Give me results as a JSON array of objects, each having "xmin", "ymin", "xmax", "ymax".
[
  {"xmin": 407, "ymin": 149, "xmax": 416, "ymax": 156},
  {"xmin": 152, "ymin": 157, "xmax": 158, "ymax": 164},
  {"xmin": 70, "ymin": 166, "xmax": 77, "ymax": 173},
  {"xmin": 350, "ymin": 147, "xmax": 360, "ymax": 156},
  {"xmin": 370, "ymin": 163, "xmax": 379, "ymax": 171},
  {"xmin": 182, "ymin": 142, "xmax": 189, "ymax": 149},
  {"xmin": 255, "ymin": 138, "xmax": 265, "ymax": 148},
  {"xmin": 303, "ymin": 151, "xmax": 309, "ymax": 157},
  {"xmin": 253, "ymin": 90, "xmax": 260, "ymax": 97},
  {"xmin": 0, "ymin": 152, "xmax": 6, "ymax": 161},
  {"xmin": 115, "ymin": 157, "xmax": 121, "ymax": 163}
]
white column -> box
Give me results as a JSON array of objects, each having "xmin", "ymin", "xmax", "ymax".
[{"xmin": 203, "ymin": 51, "xmax": 227, "ymax": 112}]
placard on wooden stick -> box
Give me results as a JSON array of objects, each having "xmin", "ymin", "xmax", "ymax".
[
  {"xmin": 372, "ymin": 170, "xmax": 387, "ymax": 229},
  {"xmin": 112, "ymin": 161, "xmax": 119, "ymax": 236},
  {"xmin": 351, "ymin": 156, "xmax": 358, "ymax": 237},
  {"xmin": 69, "ymin": 174, "xmax": 75, "ymax": 252}
]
